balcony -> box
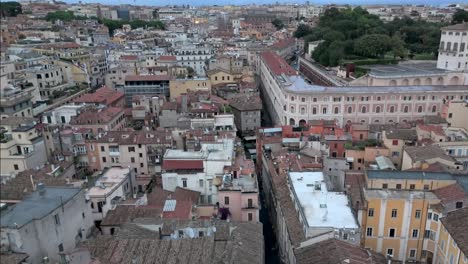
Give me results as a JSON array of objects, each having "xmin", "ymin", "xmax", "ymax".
[{"xmin": 109, "ymin": 151, "xmax": 120, "ymax": 156}]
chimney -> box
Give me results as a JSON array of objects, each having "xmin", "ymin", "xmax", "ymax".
[{"xmin": 37, "ymin": 183, "xmax": 46, "ymax": 196}]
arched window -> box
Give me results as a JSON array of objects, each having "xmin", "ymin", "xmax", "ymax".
[
  {"xmin": 291, "ymin": 96, "xmax": 295, "ymax": 101},
  {"xmin": 404, "ymin": 106, "xmax": 409, "ymax": 113},
  {"xmin": 290, "ymin": 106, "xmax": 295, "ymax": 113},
  {"xmin": 432, "ymin": 105, "xmax": 437, "ymax": 113},
  {"xmin": 375, "ymin": 106, "xmax": 381, "ymax": 113},
  {"xmin": 334, "ymin": 107, "xmax": 339, "ymax": 114},
  {"xmin": 300, "ymin": 107, "xmax": 306, "ymax": 115},
  {"xmin": 289, "ymin": 118, "xmax": 295, "ymax": 126},
  {"xmin": 362, "ymin": 106, "xmax": 367, "ymax": 113},
  {"xmin": 312, "ymin": 107, "xmax": 317, "ymax": 115},
  {"xmin": 417, "ymin": 106, "xmax": 423, "ymax": 113},
  {"xmin": 322, "ymin": 107, "xmax": 327, "ymax": 114},
  {"xmin": 348, "ymin": 106, "xmax": 352, "ymax": 113}
]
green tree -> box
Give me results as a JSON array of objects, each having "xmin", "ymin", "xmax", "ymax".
[
  {"xmin": 391, "ymin": 32, "xmax": 407, "ymax": 58},
  {"xmin": 0, "ymin": 1, "xmax": 22, "ymax": 17},
  {"xmin": 45, "ymin": 10, "xmax": 86, "ymax": 22},
  {"xmin": 354, "ymin": 34, "xmax": 392, "ymax": 58},
  {"xmin": 294, "ymin": 24, "xmax": 313, "ymax": 38},
  {"xmin": 452, "ymin": 9, "xmax": 468, "ymax": 24},
  {"xmin": 272, "ymin": 18, "xmax": 285, "ymax": 30}
]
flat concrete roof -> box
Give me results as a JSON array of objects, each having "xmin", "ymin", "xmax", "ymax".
[
  {"xmin": 289, "ymin": 172, "xmax": 358, "ymax": 229},
  {"xmin": 285, "ymin": 75, "xmax": 468, "ymax": 94},
  {"xmin": 366, "ymin": 62, "xmax": 449, "ymax": 78},
  {"xmin": 87, "ymin": 167, "xmax": 130, "ymax": 197}
]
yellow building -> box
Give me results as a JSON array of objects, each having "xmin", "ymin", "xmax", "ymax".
[
  {"xmin": 207, "ymin": 69, "xmax": 237, "ymax": 86},
  {"xmin": 169, "ymin": 78, "xmax": 211, "ymax": 100},
  {"xmin": 359, "ymin": 170, "xmax": 467, "ymax": 263},
  {"xmin": 361, "ymin": 189, "xmax": 439, "ymax": 261},
  {"xmin": 436, "ymin": 208, "xmax": 468, "ymax": 264}
]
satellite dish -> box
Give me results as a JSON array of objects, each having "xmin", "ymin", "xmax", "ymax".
[{"xmin": 185, "ymin": 227, "xmax": 195, "ymax": 238}]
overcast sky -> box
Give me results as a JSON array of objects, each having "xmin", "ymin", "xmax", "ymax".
[{"xmin": 63, "ymin": 0, "xmax": 468, "ymax": 7}]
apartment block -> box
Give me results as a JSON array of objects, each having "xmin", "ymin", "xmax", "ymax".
[
  {"xmin": 260, "ymin": 51, "xmax": 468, "ymax": 127},
  {"xmin": 0, "ymin": 117, "xmax": 47, "ymax": 176}
]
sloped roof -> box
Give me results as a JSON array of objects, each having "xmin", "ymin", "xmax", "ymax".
[
  {"xmin": 295, "ymin": 238, "xmax": 387, "ymax": 264},
  {"xmin": 441, "ymin": 208, "xmax": 468, "ymax": 256}
]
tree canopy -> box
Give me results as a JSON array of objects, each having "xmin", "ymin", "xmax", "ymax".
[
  {"xmin": 45, "ymin": 11, "xmax": 86, "ymax": 22},
  {"xmin": 296, "ymin": 7, "xmax": 447, "ymax": 66},
  {"xmin": 0, "ymin": 1, "xmax": 22, "ymax": 17},
  {"xmin": 271, "ymin": 18, "xmax": 285, "ymax": 30},
  {"xmin": 99, "ymin": 19, "xmax": 165, "ymax": 36},
  {"xmin": 452, "ymin": 9, "xmax": 468, "ymax": 24}
]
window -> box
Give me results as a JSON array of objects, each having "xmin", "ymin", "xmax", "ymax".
[
  {"xmin": 312, "ymin": 107, "xmax": 317, "ymax": 115},
  {"xmin": 391, "ymin": 209, "xmax": 397, "ymax": 218},
  {"xmin": 102, "ymin": 157, "xmax": 107, "ymax": 162},
  {"xmin": 389, "ymin": 228, "xmax": 395, "ymax": 237},
  {"xmin": 368, "ymin": 208, "xmax": 374, "ymax": 217},
  {"xmin": 199, "ymin": 231, "xmax": 204, "ymax": 237},
  {"xmin": 382, "ymin": 184, "xmax": 388, "ymax": 189},
  {"xmin": 248, "ymin": 213, "xmax": 253, "ymax": 221},
  {"xmin": 415, "ymin": 210, "xmax": 421, "ymax": 219},
  {"xmin": 375, "ymin": 106, "xmax": 381, "ymax": 113},
  {"xmin": 396, "ymin": 184, "xmax": 402, "ymax": 190},
  {"xmin": 334, "ymin": 107, "xmax": 339, "ymax": 114},
  {"xmin": 301, "ymin": 97, "xmax": 306, "ymax": 102},
  {"xmin": 387, "ymin": 248, "xmax": 393, "ymax": 256},
  {"xmin": 433, "ymin": 214, "xmax": 439, "ymax": 221},
  {"xmin": 412, "ymin": 229, "xmax": 419, "ymax": 238},
  {"xmin": 199, "ymin": 179, "xmax": 204, "ymax": 188},
  {"xmin": 322, "ymin": 107, "xmax": 327, "ymax": 114},
  {"xmin": 367, "ymin": 227, "xmax": 373, "ymax": 236},
  {"xmin": 58, "ymin": 243, "xmax": 64, "ymax": 252},
  {"xmin": 424, "ymin": 184, "xmax": 429, "ymax": 190},
  {"xmin": 13, "ymin": 164, "xmax": 19, "ymax": 170},
  {"xmin": 409, "ymin": 249, "xmax": 417, "ymax": 258},
  {"xmin": 392, "ymin": 151, "xmax": 399, "ymax": 157},
  {"xmin": 456, "ymin": 201, "xmax": 463, "ymax": 208},
  {"xmin": 224, "ymin": 196, "xmax": 230, "ymax": 205},
  {"xmin": 54, "ymin": 214, "xmax": 61, "ymax": 225},
  {"xmin": 348, "ymin": 106, "xmax": 353, "ymax": 113},
  {"xmin": 392, "ymin": 140, "xmax": 398, "ymax": 146},
  {"xmin": 128, "ymin": 146, "xmax": 135, "ymax": 152},
  {"xmin": 441, "ymin": 240, "xmax": 445, "ymax": 250},
  {"xmin": 182, "ymin": 178, "xmax": 187, "ymax": 188},
  {"xmin": 140, "ymin": 163, "xmax": 144, "ymax": 168},
  {"xmin": 343, "ymin": 233, "xmax": 348, "ymax": 240},
  {"xmin": 101, "ymin": 146, "xmax": 105, "ymax": 151},
  {"xmin": 427, "ymin": 212, "xmax": 432, "ymax": 220},
  {"xmin": 361, "ymin": 106, "xmax": 367, "ymax": 113},
  {"xmin": 424, "ymin": 230, "xmax": 431, "ymax": 239},
  {"xmin": 248, "ymin": 199, "xmax": 253, "ymax": 208},
  {"xmin": 131, "ymin": 157, "xmax": 135, "ymax": 163},
  {"xmin": 410, "ymin": 184, "xmax": 415, "ymax": 190}
]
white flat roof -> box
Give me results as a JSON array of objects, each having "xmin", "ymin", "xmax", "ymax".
[
  {"xmin": 87, "ymin": 167, "xmax": 130, "ymax": 197},
  {"xmin": 289, "ymin": 172, "xmax": 358, "ymax": 229},
  {"xmin": 165, "ymin": 139, "xmax": 234, "ymax": 161}
]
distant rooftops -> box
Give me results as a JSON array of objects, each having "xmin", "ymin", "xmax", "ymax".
[{"xmin": 73, "ymin": 86, "xmax": 124, "ymax": 106}]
